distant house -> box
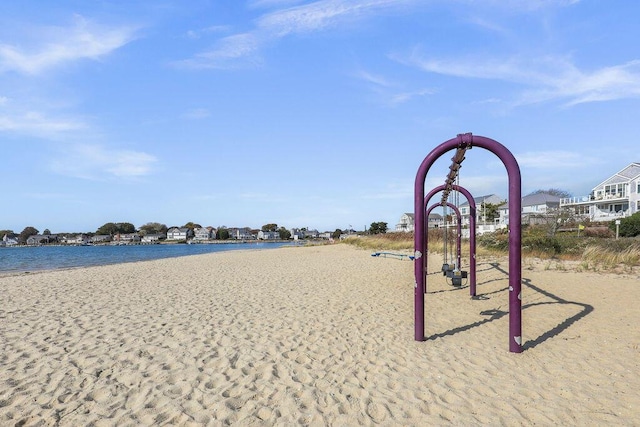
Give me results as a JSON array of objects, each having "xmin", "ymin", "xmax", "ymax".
[
  {"xmin": 560, "ymin": 162, "xmax": 640, "ymax": 222},
  {"xmin": 141, "ymin": 233, "xmax": 165, "ymax": 243},
  {"xmin": 396, "ymin": 213, "xmax": 414, "ymax": 232},
  {"xmin": 228, "ymin": 227, "xmax": 254, "ymax": 240},
  {"xmin": 26, "ymin": 234, "xmax": 57, "ymax": 245},
  {"xmin": 428, "ymin": 213, "xmax": 444, "ymax": 228},
  {"xmin": 498, "ymin": 192, "xmax": 561, "ymax": 225},
  {"xmin": 193, "ymin": 227, "xmax": 213, "ymax": 241},
  {"xmin": 1, "ymin": 233, "xmax": 18, "ymax": 247},
  {"xmin": 257, "ymin": 231, "xmax": 280, "ymax": 240},
  {"xmin": 91, "ymin": 234, "xmax": 112, "ymax": 244},
  {"xmin": 459, "ymin": 194, "xmax": 504, "ymax": 226},
  {"xmin": 113, "ymin": 233, "xmax": 140, "ymax": 243},
  {"xmin": 395, "ymin": 212, "xmax": 445, "ymax": 232},
  {"xmin": 166, "ymin": 227, "xmax": 193, "ymax": 241},
  {"xmin": 290, "ymin": 228, "xmax": 319, "ymax": 239},
  {"xmin": 61, "ymin": 234, "xmax": 90, "ymax": 245}
]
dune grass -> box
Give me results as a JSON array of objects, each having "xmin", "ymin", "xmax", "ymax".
[{"xmin": 343, "ymin": 229, "xmax": 640, "ymax": 272}]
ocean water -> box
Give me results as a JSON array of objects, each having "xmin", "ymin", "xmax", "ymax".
[{"xmin": 0, "ymin": 242, "xmax": 291, "ymax": 274}]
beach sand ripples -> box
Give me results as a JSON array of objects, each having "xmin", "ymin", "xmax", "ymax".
[{"xmin": 0, "ymin": 245, "xmax": 638, "ymax": 425}]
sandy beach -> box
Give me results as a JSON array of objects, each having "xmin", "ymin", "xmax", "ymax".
[{"xmin": 1, "ymin": 244, "xmax": 639, "ymax": 426}]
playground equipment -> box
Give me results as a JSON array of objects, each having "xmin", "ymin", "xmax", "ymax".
[
  {"xmin": 427, "ymin": 202, "xmax": 466, "ymax": 287},
  {"xmin": 423, "ymin": 184, "xmax": 477, "ymax": 295},
  {"xmin": 414, "ymin": 133, "xmax": 522, "ymax": 353},
  {"xmin": 371, "ymin": 252, "xmax": 414, "ymax": 261}
]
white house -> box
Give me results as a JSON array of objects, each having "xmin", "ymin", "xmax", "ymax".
[
  {"xmin": 166, "ymin": 227, "xmax": 192, "ymax": 240},
  {"xmin": 1, "ymin": 233, "xmax": 18, "ymax": 246},
  {"xmin": 560, "ymin": 162, "xmax": 640, "ymax": 222},
  {"xmin": 61, "ymin": 234, "xmax": 90, "ymax": 245},
  {"xmin": 141, "ymin": 233, "xmax": 165, "ymax": 243},
  {"xmin": 193, "ymin": 227, "xmax": 213, "ymax": 241},
  {"xmin": 458, "ymin": 194, "xmax": 504, "ymax": 227},
  {"xmin": 395, "ymin": 212, "xmax": 446, "ymax": 232},
  {"xmin": 228, "ymin": 227, "xmax": 254, "ymax": 240},
  {"xmin": 498, "ymin": 192, "xmax": 561, "ymax": 225},
  {"xmin": 257, "ymin": 231, "xmax": 280, "ymax": 240},
  {"xmin": 396, "ymin": 213, "xmax": 415, "ymax": 232}
]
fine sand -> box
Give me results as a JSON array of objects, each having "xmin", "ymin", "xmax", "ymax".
[{"xmin": 0, "ymin": 244, "xmax": 639, "ymax": 426}]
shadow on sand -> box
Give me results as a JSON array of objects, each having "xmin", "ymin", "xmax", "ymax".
[{"xmin": 424, "ymin": 261, "xmax": 593, "ymax": 351}]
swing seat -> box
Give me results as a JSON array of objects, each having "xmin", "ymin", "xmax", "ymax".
[
  {"xmin": 450, "ymin": 270, "xmax": 467, "ymax": 287},
  {"xmin": 441, "ymin": 263, "xmax": 453, "ymax": 275}
]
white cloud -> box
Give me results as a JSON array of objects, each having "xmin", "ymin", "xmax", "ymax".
[
  {"xmin": 390, "ymin": 88, "xmax": 435, "ymax": 105},
  {"xmin": 0, "ymin": 111, "xmax": 85, "ymax": 137},
  {"xmin": 516, "ymin": 150, "xmax": 600, "ymax": 169},
  {"xmin": 396, "ymin": 52, "xmax": 640, "ymax": 106},
  {"xmin": 0, "ymin": 15, "xmax": 138, "ymax": 75},
  {"xmin": 51, "ymin": 143, "xmax": 157, "ymax": 180},
  {"xmin": 178, "ymin": 0, "xmax": 580, "ymax": 70},
  {"xmin": 177, "ymin": 33, "xmax": 264, "ymax": 69},
  {"xmin": 178, "ymin": 0, "xmax": 418, "ymax": 69}
]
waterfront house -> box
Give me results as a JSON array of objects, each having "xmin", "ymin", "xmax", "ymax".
[
  {"xmin": 257, "ymin": 230, "xmax": 280, "ymax": 240},
  {"xmin": 290, "ymin": 228, "xmax": 319, "ymax": 239},
  {"xmin": 114, "ymin": 233, "xmax": 140, "ymax": 244},
  {"xmin": 560, "ymin": 162, "xmax": 640, "ymax": 222},
  {"xmin": 166, "ymin": 227, "xmax": 192, "ymax": 241},
  {"xmin": 26, "ymin": 234, "xmax": 58, "ymax": 245},
  {"xmin": 1, "ymin": 233, "xmax": 19, "ymax": 247},
  {"xmin": 61, "ymin": 234, "xmax": 90, "ymax": 245},
  {"xmin": 228, "ymin": 227, "xmax": 254, "ymax": 240},
  {"xmin": 91, "ymin": 234, "xmax": 112, "ymax": 244},
  {"xmin": 141, "ymin": 233, "xmax": 165, "ymax": 243},
  {"xmin": 193, "ymin": 227, "xmax": 213, "ymax": 241}
]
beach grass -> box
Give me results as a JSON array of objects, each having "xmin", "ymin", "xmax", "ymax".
[{"xmin": 343, "ymin": 228, "xmax": 640, "ymax": 271}]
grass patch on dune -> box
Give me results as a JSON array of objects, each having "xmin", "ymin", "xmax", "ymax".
[{"xmin": 342, "ymin": 228, "xmax": 640, "ymax": 272}]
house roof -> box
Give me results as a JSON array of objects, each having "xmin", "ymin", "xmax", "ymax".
[
  {"xmin": 521, "ymin": 192, "xmax": 561, "ymax": 207},
  {"xmin": 458, "ymin": 194, "xmax": 503, "ymax": 208},
  {"xmin": 594, "ymin": 162, "xmax": 640, "ymax": 189}
]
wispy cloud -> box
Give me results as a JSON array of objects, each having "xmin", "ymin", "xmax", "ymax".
[
  {"xmin": 0, "ymin": 14, "xmax": 138, "ymax": 75},
  {"xmin": 177, "ymin": 0, "xmax": 580, "ymax": 70},
  {"xmin": 248, "ymin": 0, "xmax": 306, "ymax": 9},
  {"xmin": 185, "ymin": 25, "xmax": 230, "ymax": 40},
  {"xmin": 182, "ymin": 108, "xmax": 211, "ymax": 119},
  {"xmin": 395, "ymin": 52, "xmax": 640, "ymax": 106},
  {"xmin": 176, "ymin": 0, "xmax": 418, "ymax": 69},
  {"xmin": 0, "ymin": 110, "xmax": 86, "ymax": 137},
  {"xmin": 389, "ymin": 88, "xmax": 435, "ymax": 105},
  {"xmin": 50, "ymin": 143, "xmax": 157, "ymax": 180},
  {"xmin": 354, "ymin": 69, "xmax": 435, "ymax": 105},
  {"xmin": 517, "ymin": 150, "xmax": 600, "ymax": 169}
]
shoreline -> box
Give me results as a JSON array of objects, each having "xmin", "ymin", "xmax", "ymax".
[{"xmin": 1, "ymin": 244, "xmax": 638, "ymax": 425}]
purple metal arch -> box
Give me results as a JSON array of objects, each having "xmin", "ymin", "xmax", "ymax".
[
  {"xmin": 424, "ymin": 184, "xmax": 477, "ymax": 296},
  {"xmin": 414, "ymin": 133, "xmax": 522, "ymax": 353},
  {"xmin": 426, "ymin": 202, "xmax": 462, "ymax": 272}
]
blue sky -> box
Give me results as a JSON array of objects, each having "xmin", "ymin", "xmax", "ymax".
[{"xmin": 2, "ymin": 0, "xmax": 639, "ymax": 233}]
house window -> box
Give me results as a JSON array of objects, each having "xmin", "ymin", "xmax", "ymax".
[{"xmin": 604, "ymin": 183, "xmax": 628, "ymax": 197}]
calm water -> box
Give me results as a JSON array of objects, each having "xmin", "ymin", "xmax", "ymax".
[{"xmin": 0, "ymin": 242, "xmax": 291, "ymax": 274}]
